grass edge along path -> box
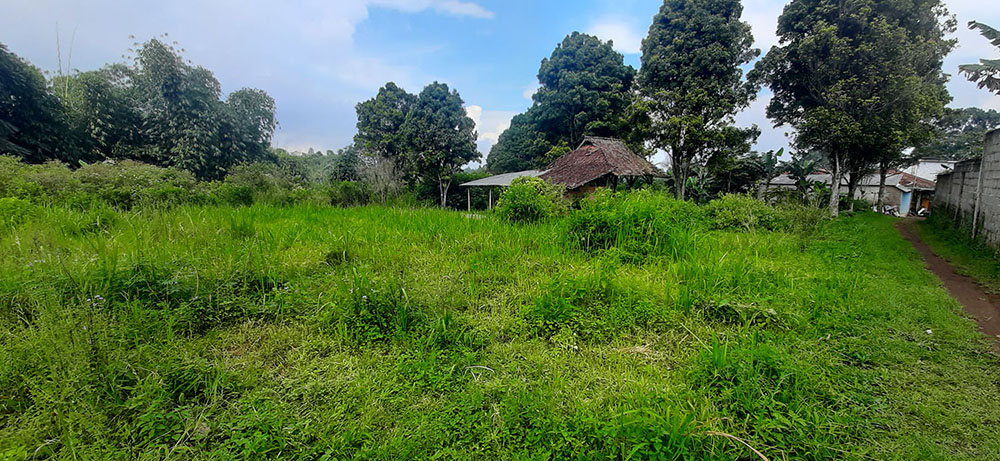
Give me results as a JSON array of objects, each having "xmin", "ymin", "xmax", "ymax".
[{"xmin": 915, "ymin": 216, "xmax": 1000, "ymax": 295}]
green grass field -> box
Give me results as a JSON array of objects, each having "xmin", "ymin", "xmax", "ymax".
[{"xmin": 2, "ymin": 205, "xmax": 999, "ymax": 459}]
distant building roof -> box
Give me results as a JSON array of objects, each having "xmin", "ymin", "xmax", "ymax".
[
  {"xmin": 459, "ymin": 169, "xmax": 546, "ymax": 187},
  {"xmin": 769, "ymin": 169, "xmax": 936, "ymax": 191},
  {"xmin": 540, "ymin": 137, "xmax": 666, "ymax": 189}
]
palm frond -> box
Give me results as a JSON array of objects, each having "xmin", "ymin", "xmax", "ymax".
[{"xmin": 969, "ymin": 21, "xmax": 1000, "ymax": 48}]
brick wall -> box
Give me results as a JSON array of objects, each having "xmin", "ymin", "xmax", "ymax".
[{"xmin": 934, "ymin": 128, "xmax": 1000, "ymax": 248}]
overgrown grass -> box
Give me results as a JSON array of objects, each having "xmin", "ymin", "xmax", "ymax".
[
  {"xmin": 1, "ymin": 204, "xmax": 999, "ymax": 459},
  {"xmin": 917, "ymin": 214, "xmax": 1000, "ymax": 294}
]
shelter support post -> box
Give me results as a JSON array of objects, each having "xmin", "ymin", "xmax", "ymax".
[
  {"xmin": 488, "ymin": 188, "xmax": 493, "ymax": 210},
  {"xmin": 467, "ymin": 188, "xmax": 471, "ymax": 212}
]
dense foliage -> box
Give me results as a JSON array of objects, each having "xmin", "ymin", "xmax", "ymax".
[
  {"xmin": 751, "ymin": 0, "xmax": 955, "ymax": 215},
  {"xmin": 486, "ymin": 33, "xmax": 637, "ymax": 173},
  {"xmin": 495, "ymin": 176, "xmax": 567, "ymax": 223},
  {"xmin": 566, "ymin": 189, "xmax": 707, "ymax": 261},
  {"xmin": 1, "ymin": 39, "xmax": 277, "ymax": 180},
  {"xmin": 400, "ymin": 82, "xmax": 479, "ymax": 207},
  {"xmin": 914, "ymin": 107, "xmax": 1000, "ymax": 160},
  {"xmin": 0, "ymin": 44, "xmax": 68, "ymax": 164},
  {"xmin": 355, "ymin": 81, "xmax": 479, "ymax": 206},
  {"xmin": 634, "ymin": 0, "xmax": 760, "ymax": 200}
]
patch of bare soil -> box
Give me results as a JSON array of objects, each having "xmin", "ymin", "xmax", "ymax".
[{"xmin": 896, "ymin": 218, "xmax": 1000, "ymax": 354}]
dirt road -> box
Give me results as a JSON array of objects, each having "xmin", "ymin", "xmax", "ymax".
[{"xmin": 896, "ymin": 218, "xmax": 1000, "ymax": 354}]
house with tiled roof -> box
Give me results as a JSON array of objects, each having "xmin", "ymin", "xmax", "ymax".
[{"xmin": 768, "ymin": 170, "xmax": 938, "ymax": 215}]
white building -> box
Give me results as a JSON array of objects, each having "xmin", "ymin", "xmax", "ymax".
[{"xmin": 902, "ymin": 159, "xmax": 956, "ymax": 182}]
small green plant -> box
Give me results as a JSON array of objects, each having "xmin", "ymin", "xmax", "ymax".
[
  {"xmin": 704, "ymin": 194, "xmax": 788, "ymax": 231},
  {"xmin": 495, "ymin": 177, "xmax": 566, "ymax": 223},
  {"xmin": 566, "ymin": 189, "xmax": 705, "ymax": 261},
  {"xmin": 332, "ymin": 274, "xmax": 418, "ymax": 343},
  {"xmin": 328, "ymin": 180, "xmax": 370, "ymax": 207},
  {"xmin": 0, "ymin": 197, "xmax": 33, "ymax": 228}
]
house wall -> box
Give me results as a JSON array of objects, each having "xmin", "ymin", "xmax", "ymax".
[
  {"xmin": 934, "ymin": 129, "xmax": 1000, "ymax": 248},
  {"xmin": 854, "ymin": 185, "xmax": 903, "ymax": 210},
  {"xmin": 904, "ymin": 160, "xmax": 956, "ymax": 181}
]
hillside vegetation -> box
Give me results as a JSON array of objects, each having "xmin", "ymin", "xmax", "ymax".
[{"xmin": 2, "ymin": 198, "xmax": 999, "ymax": 459}]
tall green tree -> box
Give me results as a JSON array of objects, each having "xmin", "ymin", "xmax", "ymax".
[
  {"xmin": 960, "ymin": 21, "xmax": 1000, "ymax": 94},
  {"xmin": 533, "ymin": 32, "xmax": 636, "ymax": 148},
  {"xmin": 914, "ymin": 107, "xmax": 1000, "ymax": 159},
  {"xmin": 354, "ymin": 82, "xmax": 417, "ymax": 173},
  {"xmin": 485, "ymin": 108, "xmax": 550, "ymax": 173},
  {"xmin": 0, "ymin": 43, "xmax": 68, "ymax": 163},
  {"xmin": 635, "ymin": 0, "xmax": 760, "ymax": 200},
  {"xmin": 486, "ymin": 33, "xmax": 637, "ymax": 173},
  {"xmin": 752, "ymin": 0, "xmax": 955, "ymax": 216},
  {"xmin": 400, "ymin": 82, "xmax": 479, "ymax": 207},
  {"xmin": 54, "ymin": 68, "xmax": 141, "ymax": 163}
]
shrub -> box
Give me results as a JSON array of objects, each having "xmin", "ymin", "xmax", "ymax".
[
  {"xmin": 75, "ymin": 161, "xmax": 198, "ymax": 209},
  {"xmin": 566, "ymin": 189, "xmax": 705, "ymax": 261},
  {"xmin": 704, "ymin": 194, "xmax": 788, "ymax": 231},
  {"xmin": 0, "ymin": 197, "xmax": 33, "ymax": 227},
  {"xmin": 775, "ymin": 201, "xmax": 827, "ymax": 235},
  {"xmin": 328, "ymin": 181, "xmax": 370, "ymax": 207},
  {"xmin": 526, "ymin": 270, "xmax": 662, "ymax": 342},
  {"xmin": 210, "ymin": 182, "xmax": 255, "ymax": 206},
  {"xmin": 0, "ymin": 156, "xmax": 78, "ymax": 203},
  {"xmin": 496, "ymin": 177, "xmax": 566, "ymax": 223}
]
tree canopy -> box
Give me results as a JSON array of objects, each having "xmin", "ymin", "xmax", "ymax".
[
  {"xmin": 354, "ymin": 82, "xmax": 417, "ymax": 174},
  {"xmin": 914, "ymin": 107, "xmax": 1000, "ymax": 160},
  {"xmin": 751, "ymin": 0, "xmax": 955, "ymax": 215},
  {"xmin": 2, "ymin": 38, "xmax": 278, "ymax": 180},
  {"xmin": 486, "ymin": 33, "xmax": 636, "ymax": 173},
  {"xmin": 400, "ymin": 82, "xmax": 479, "ymax": 207},
  {"xmin": 0, "ymin": 43, "xmax": 68, "ymax": 163},
  {"xmin": 635, "ymin": 0, "xmax": 760, "ymax": 200}
]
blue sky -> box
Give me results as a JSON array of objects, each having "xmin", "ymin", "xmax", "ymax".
[{"xmin": 3, "ymin": 0, "xmax": 999, "ymax": 165}]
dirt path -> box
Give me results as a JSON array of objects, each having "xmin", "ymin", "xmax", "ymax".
[{"xmin": 896, "ymin": 218, "xmax": 1000, "ymax": 353}]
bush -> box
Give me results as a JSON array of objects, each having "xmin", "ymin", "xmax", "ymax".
[
  {"xmin": 209, "ymin": 182, "xmax": 255, "ymax": 206},
  {"xmin": 74, "ymin": 161, "xmax": 199, "ymax": 209},
  {"xmin": 775, "ymin": 201, "xmax": 827, "ymax": 234},
  {"xmin": 526, "ymin": 269, "xmax": 662, "ymax": 342},
  {"xmin": 328, "ymin": 181, "xmax": 370, "ymax": 207},
  {"xmin": 566, "ymin": 189, "xmax": 705, "ymax": 261},
  {"xmin": 704, "ymin": 194, "xmax": 788, "ymax": 231},
  {"xmin": 0, "ymin": 156, "xmax": 78, "ymax": 203},
  {"xmin": 496, "ymin": 177, "xmax": 566, "ymax": 223},
  {"xmin": 0, "ymin": 197, "xmax": 33, "ymax": 227}
]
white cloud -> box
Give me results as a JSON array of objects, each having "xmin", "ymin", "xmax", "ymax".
[
  {"xmin": 435, "ymin": 0, "xmax": 495, "ymax": 19},
  {"xmin": 522, "ymin": 82, "xmax": 540, "ymax": 101},
  {"xmin": 741, "ymin": 0, "xmax": 782, "ymax": 52},
  {"xmin": 465, "ymin": 105, "xmax": 516, "ymax": 157},
  {"xmin": 587, "ymin": 20, "xmax": 643, "ymax": 54},
  {"xmin": 369, "ymin": 0, "xmax": 494, "ymax": 19}
]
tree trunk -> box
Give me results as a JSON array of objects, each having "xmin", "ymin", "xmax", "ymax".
[
  {"xmin": 876, "ymin": 162, "xmax": 888, "ymax": 209},
  {"xmin": 828, "ymin": 152, "xmax": 841, "ymax": 217},
  {"xmin": 846, "ymin": 169, "xmax": 859, "ymax": 213},
  {"xmin": 438, "ymin": 173, "xmax": 450, "ymax": 208},
  {"xmin": 671, "ymin": 151, "xmax": 686, "ymax": 200}
]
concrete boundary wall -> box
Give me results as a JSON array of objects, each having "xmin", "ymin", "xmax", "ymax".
[{"xmin": 934, "ymin": 128, "xmax": 1000, "ymax": 248}]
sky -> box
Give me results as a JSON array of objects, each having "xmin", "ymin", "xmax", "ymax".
[{"xmin": 3, "ymin": 0, "xmax": 999, "ymax": 165}]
